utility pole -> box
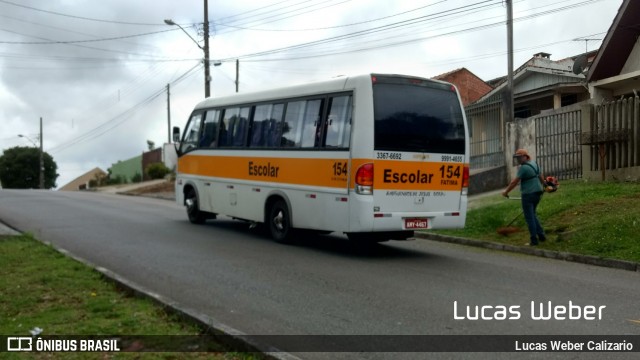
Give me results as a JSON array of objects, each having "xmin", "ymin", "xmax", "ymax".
[
  {"xmin": 39, "ymin": 117, "xmax": 44, "ymax": 189},
  {"xmin": 505, "ymin": 0, "xmax": 514, "ymax": 124},
  {"xmin": 235, "ymin": 59, "xmax": 239, "ymax": 93},
  {"xmin": 166, "ymin": 84, "xmax": 171, "ymax": 143},
  {"xmin": 203, "ymin": 0, "xmax": 211, "ymax": 98}
]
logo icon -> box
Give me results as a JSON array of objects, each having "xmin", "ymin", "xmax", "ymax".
[{"xmin": 7, "ymin": 337, "xmax": 33, "ymax": 351}]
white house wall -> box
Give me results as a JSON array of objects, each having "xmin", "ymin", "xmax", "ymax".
[
  {"xmin": 514, "ymin": 71, "xmax": 582, "ymax": 95},
  {"xmin": 163, "ymin": 143, "xmax": 178, "ymax": 172},
  {"xmin": 621, "ymin": 36, "xmax": 640, "ymax": 74}
]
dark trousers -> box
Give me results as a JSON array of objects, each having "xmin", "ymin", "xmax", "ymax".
[{"xmin": 521, "ymin": 192, "xmax": 545, "ymax": 244}]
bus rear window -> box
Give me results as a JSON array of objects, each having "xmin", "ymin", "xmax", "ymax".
[{"xmin": 373, "ymin": 82, "xmax": 465, "ymax": 154}]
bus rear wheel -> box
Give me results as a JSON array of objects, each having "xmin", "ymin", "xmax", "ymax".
[
  {"xmin": 268, "ymin": 199, "xmax": 293, "ymax": 243},
  {"xmin": 185, "ymin": 188, "xmax": 206, "ymax": 224}
]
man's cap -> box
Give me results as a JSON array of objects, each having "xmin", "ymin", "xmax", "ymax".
[{"xmin": 513, "ymin": 149, "xmax": 530, "ymax": 158}]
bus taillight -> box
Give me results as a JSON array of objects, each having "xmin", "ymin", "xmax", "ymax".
[
  {"xmin": 461, "ymin": 164, "xmax": 469, "ymax": 195},
  {"xmin": 355, "ymin": 163, "xmax": 374, "ymax": 195}
]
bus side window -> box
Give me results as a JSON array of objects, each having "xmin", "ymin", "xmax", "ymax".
[
  {"xmin": 268, "ymin": 104, "xmax": 284, "ymax": 147},
  {"xmin": 282, "ymin": 101, "xmax": 305, "ymax": 148},
  {"xmin": 250, "ymin": 104, "xmax": 270, "ymax": 147},
  {"xmin": 221, "ymin": 107, "xmax": 239, "ymax": 147},
  {"xmin": 180, "ymin": 112, "xmax": 204, "ymax": 153},
  {"xmin": 232, "ymin": 107, "xmax": 251, "ymax": 147},
  {"xmin": 324, "ymin": 95, "xmax": 352, "ymax": 148},
  {"xmin": 201, "ymin": 109, "xmax": 220, "ymax": 148},
  {"xmin": 299, "ymin": 99, "xmax": 324, "ymax": 148},
  {"xmin": 250, "ymin": 103, "xmax": 284, "ymax": 148}
]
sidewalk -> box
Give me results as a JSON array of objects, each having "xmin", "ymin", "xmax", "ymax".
[
  {"xmin": 96, "ymin": 180, "xmax": 176, "ymax": 201},
  {"xmin": 94, "ymin": 179, "xmax": 167, "ymax": 195}
]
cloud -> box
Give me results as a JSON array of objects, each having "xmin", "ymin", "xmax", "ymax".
[{"xmin": 0, "ymin": 0, "xmax": 621, "ymax": 188}]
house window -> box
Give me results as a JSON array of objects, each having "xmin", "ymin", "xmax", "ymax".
[
  {"xmin": 514, "ymin": 106, "xmax": 531, "ymax": 119},
  {"xmin": 561, "ymin": 94, "xmax": 578, "ymax": 107}
]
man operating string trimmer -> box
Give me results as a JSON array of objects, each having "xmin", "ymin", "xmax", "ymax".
[{"xmin": 502, "ymin": 149, "xmax": 557, "ymax": 246}]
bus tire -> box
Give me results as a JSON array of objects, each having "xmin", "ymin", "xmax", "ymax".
[
  {"xmin": 185, "ymin": 188, "xmax": 206, "ymax": 224},
  {"xmin": 268, "ymin": 199, "xmax": 293, "ymax": 243}
]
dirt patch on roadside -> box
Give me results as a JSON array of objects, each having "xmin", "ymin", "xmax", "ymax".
[{"xmin": 125, "ymin": 181, "xmax": 175, "ymax": 195}]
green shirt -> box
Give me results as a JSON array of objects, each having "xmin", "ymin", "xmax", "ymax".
[{"xmin": 517, "ymin": 160, "xmax": 543, "ymax": 194}]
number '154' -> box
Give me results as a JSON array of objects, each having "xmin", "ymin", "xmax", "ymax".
[
  {"xmin": 439, "ymin": 165, "xmax": 461, "ymax": 178},
  {"xmin": 333, "ymin": 162, "xmax": 347, "ymax": 176}
]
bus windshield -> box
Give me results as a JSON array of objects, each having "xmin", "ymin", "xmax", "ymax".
[{"xmin": 373, "ymin": 79, "xmax": 465, "ymax": 154}]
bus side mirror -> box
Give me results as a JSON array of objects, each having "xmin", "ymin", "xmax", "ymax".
[{"xmin": 172, "ymin": 126, "xmax": 181, "ymax": 142}]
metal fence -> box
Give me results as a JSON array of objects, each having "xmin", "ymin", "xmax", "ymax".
[
  {"xmin": 534, "ymin": 104, "xmax": 583, "ymax": 180},
  {"xmin": 588, "ymin": 95, "xmax": 640, "ymax": 172},
  {"xmin": 467, "ymin": 94, "xmax": 640, "ymax": 184},
  {"xmin": 465, "ymin": 96, "xmax": 504, "ymax": 170}
]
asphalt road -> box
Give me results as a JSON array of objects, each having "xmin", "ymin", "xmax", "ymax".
[{"xmin": 0, "ymin": 190, "xmax": 638, "ymax": 359}]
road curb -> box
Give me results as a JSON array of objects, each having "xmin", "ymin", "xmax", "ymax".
[
  {"xmin": 90, "ymin": 265, "xmax": 301, "ymax": 360},
  {"xmin": 414, "ymin": 232, "xmax": 640, "ymax": 273},
  {"xmin": 0, "ymin": 220, "xmax": 21, "ymax": 237}
]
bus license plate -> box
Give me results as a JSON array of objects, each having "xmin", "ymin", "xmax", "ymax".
[{"xmin": 405, "ymin": 218, "xmax": 428, "ymax": 229}]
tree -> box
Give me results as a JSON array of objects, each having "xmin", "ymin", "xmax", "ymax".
[{"xmin": 0, "ymin": 146, "xmax": 59, "ymax": 189}]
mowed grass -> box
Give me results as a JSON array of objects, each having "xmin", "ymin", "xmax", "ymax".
[
  {"xmin": 428, "ymin": 180, "xmax": 640, "ymax": 262},
  {"xmin": 0, "ymin": 234, "xmax": 257, "ymax": 359}
]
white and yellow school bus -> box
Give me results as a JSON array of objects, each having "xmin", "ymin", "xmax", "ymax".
[{"xmin": 173, "ymin": 73, "xmax": 469, "ymax": 243}]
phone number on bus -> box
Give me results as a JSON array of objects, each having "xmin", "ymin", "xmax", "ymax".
[
  {"xmin": 376, "ymin": 152, "xmax": 402, "ymax": 160},
  {"xmin": 441, "ymin": 155, "xmax": 463, "ymax": 162}
]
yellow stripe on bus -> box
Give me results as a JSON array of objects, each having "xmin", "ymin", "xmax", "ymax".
[
  {"xmin": 178, "ymin": 154, "xmax": 350, "ymax": 188},
  {"xmin": 178, "ymin": 155, "xmax": 465, "ymax": 191}
]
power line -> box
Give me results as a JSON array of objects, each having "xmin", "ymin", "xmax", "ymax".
[
  {"xmin": 221, "ymin": 0, "xmax": 605, "ymax": 62},
  {"xmin": 215, "ymin": 0, "xmax": 447, "ymax": 32},
  {"xmin": 0, "ymin": 0, "xmax": 606, "ymax": 67},
  {"xmin": 48, "ymin": 64, "xmax": 202, "ymax": 154},
  {"xmin": 0, "ymin": 0, "xmax": 160, "ymax": 26},
  {"xmin": 214, "ymin": 0, "xmax": 352, "ymax": 35},
  {"xmin": 0, "ymin": 13, "xmax": 169, "ymax": 55},
  {"xmin": 0, "ymin": 27, "xmax": 177, "ymax": 44},
  {"xmin": 217, "ymin": 0, "xmax": 341, "ymax": 27},
  {"xmin": 216, "ymin": 0, "xmax": 315, "ymax": 24},
  {"xmin": 222, "ymin": 0, "xmax": 503, "ymax": 61}
]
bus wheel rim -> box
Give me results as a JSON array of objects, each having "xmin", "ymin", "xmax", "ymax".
[
  {"xmin": 273, "ymin": 210, "xmax": 284, "ymax": 231},
  {"xmin": 187, "ymin": 197, "xmax": 196, "ymax": 212}
]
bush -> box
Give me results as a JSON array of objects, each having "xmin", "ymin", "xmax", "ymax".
[
  {"xmin": 145, "ymin": 163, "xmax": 170, "ymax": 180},
  {"xmin": 106, "ymin": 175, "xmax": 125, "ymax": 185},
  {"xmin": 131, "ymin": 172, "xmax": 142, "ymax": 183}
]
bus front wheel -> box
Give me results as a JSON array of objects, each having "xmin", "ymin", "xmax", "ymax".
[
  {"xmin": 185, "ymin": 188, "xmax": 206, "ymax": 224},
  {"xmin": 268, "ymin": 199, "xmax": 293, "ymax": 243}
]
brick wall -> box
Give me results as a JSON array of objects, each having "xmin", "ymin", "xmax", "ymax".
[
  {"xmin": 142, "ymin": 148, "xmax": 162, "ymax": 181},
  {"xmin": 434, "ymin": 68, "xmax": 493, "ymax": 106}
]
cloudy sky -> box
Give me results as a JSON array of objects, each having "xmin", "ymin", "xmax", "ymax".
[{"xmin": 0, "ymin": 0, "xmax": 621, "ymax": 188}]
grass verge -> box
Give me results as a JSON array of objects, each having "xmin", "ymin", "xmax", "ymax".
[
  {"xmin": 0, "ymin": 234, "xmax": 257, "ymax": 359},
  {"xmin": 426, "ymin": 180, "xmax": 640, "ymax": 263}
]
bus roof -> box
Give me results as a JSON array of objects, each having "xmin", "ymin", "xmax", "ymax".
[
  {"xmin": 194, "ymin": 75, "xmax": 351, "ymax": 110},
  {"xmin": 193, "ymin": 73, "xmax": 452, "ymax": 110}
]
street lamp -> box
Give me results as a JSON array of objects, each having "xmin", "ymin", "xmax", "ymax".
[
  {"xmin": 165, "ymin": 16, "xmax": 211, "ymax": 98},
  {"xmin": 18, "ymin": 134, "xmax": 37, "ymax": 147},
  {"xmin": 18, "ymin": 124, "xmax": 44, "ymax": 190}
]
